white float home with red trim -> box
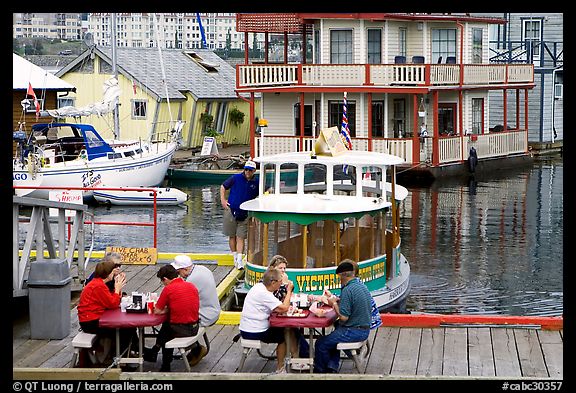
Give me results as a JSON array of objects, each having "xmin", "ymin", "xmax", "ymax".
[{"xmin": 234, "ymin": 13, "xmax": 535, "ymax": 179}]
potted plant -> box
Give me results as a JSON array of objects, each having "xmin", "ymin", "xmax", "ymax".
[{"xmin": 229, "ymin": 107, "xmax": 245, "ymax": 127}]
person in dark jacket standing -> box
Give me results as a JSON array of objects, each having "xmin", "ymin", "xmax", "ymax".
[{"xmin": 220, "ymin": 159, "xmax": 259, "ymax": 270}]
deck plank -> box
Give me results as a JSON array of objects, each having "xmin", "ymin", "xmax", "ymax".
[
  {"xmin": 538, "ymin": 330, "xmax": 563, "ymax": 378},
  {"xmin": 492, "ymin": 328, "xmax": 522, "ymax": 377},
  {"xmin": 514, "ymin": 329, "xmax": 548, "ymax": 377},
  {"xmin": 416, "ymin": 327, "xmax": 444, "ymax": 376},
  {"xmin": 364, "ymin": 326, "xmax": 399, "ymax": 375},
  {"xmin": 468, "ymin": 327, "xmax": 495, "ymax": 377},
  {"xmin": 442, "ymin": 327, "xmax": 468, "ymax": 376},
  {"xmin": 390, "ymin": 328, "xmax": 421, "ymax": 375}
]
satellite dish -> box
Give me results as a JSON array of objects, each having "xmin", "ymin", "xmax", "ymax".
[{"xmin": 83, "ymin": 32, "xmax": 94, "ymax": 47}]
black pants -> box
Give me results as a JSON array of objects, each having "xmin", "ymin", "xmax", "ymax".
[{"xmin": 155, "ymin": 321, "xmax": 199, "ymax": 367}]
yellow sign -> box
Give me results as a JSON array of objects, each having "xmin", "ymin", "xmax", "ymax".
[
  {"xmin": 106, "ymin": 246, "xmax": 158, "ymax": 265},
  {"xmin": 314, "ymin": 127, "xmax": 348, "ymax": 157}
]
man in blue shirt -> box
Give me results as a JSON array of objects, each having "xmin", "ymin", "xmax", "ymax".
[
  {"xmin": 220, "ymin": 160, "xmax": 259, "ymax": 269},
  {"xmin": 313, "ymin": 260, "xmax": 372, "ymax": 373}
]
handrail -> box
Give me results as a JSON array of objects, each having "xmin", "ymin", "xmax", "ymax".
[{"xmin": 13, "ymin": 185, "xmax": 159, "ymax": 248}]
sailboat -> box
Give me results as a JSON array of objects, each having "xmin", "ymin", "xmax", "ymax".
[{"xmin": 12, "ymin": 14, "xmax": 182, "ymax": 200}]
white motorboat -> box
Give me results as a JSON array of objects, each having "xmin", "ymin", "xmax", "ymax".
[
  {"xmin": 237, "ymin": 131, "xmax": 411, "ymax": 312},
  {"xmin": 12, "ymin": 122, "xmax": 181, "ymax": 200},
  {"xmin": 93, "ymin": 186, "xmax": 188, "ymax": 206}
]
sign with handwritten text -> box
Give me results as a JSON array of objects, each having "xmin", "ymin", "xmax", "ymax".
[{"xmin": 106, "ymin": 246, "xmax": 158, "ymax": 265}]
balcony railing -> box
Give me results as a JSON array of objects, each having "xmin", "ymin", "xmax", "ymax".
[
  {"xmin": 255, "ymin": 129, "xmax": 527, "ymax": 166},
  {"xmin": 237, "ymin": 63, "xmax": 534, "ymax": 89}
]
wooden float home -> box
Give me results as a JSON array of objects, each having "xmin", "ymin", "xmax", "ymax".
[
  {"xmin": 471, "ymin": 13, "xmax": 563, "ymax": 150},
  {"xmin": 234, "ymin": 13, "xmax": 537, "ymax": 178}
]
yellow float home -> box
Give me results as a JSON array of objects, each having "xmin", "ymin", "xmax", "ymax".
[{"xmin": 56, "ymin": 46, "xmax": 259, "ymax": 148}]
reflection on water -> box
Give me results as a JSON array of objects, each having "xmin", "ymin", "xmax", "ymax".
[{"xmin": 85, "ymin": 158, "xmax": 562, "ymax": 316}]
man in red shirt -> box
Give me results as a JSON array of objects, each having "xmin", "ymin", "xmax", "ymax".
[{"xmin": 143, "ymin": 264, "xmax": 200, "ymax": 372}]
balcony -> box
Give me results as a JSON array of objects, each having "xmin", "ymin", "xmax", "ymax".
[{"xmin": 237, "ymin": 63, "xmax": 534, "ymax": 89}]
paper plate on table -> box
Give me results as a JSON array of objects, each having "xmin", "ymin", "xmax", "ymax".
[{"xmin": 311, "ymin": 307, "xmax": 333, "ymax": 317}]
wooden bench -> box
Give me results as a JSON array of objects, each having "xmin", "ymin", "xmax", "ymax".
[
  {"xmin": 337, "ymin": 339, "xmax": 370, "ymax": 373},
  {"xmin": 164, "ymin": 327, "xmax": 206, "ymax": 372},
  {"xmin": 70, "ymin": 332, "xmax": 97, "ymax": 368}
]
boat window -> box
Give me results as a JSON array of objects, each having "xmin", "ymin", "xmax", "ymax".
[
  {"xmin": 135, "ymin": 148, "xmax": 143, "ymax": 154},
  {"xmin": 124, "ymin": 150, "xmax": 135, "ymax": 157},
  {"xmin": 108, "ymin": 153, "xmax": 122, "ymax": 159}
]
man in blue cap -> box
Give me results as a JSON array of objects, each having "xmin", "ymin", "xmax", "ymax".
[
  {"xmin": 313, "ymin": 259, "xmax": 372, "ymax": 373},
  {"xmin": 220, "ymin": 159, "xmax": 259, "ymax": 269}
]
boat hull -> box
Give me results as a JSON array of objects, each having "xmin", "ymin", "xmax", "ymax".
[
  {"xmin": 93, "ymin": 187, "xmax": 188, "ymax": 206},
  {"xmin": 13, "ymin": 142, "xmax": 177, "ymax": 199}
]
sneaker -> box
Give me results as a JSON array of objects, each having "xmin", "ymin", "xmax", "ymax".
[
  {"xmin": 187, "ymin": 345, "xmax": 208, "ymax": 367},
  {"xmin": 143, "ymin": 347, "xmax": 158, "ymax": 362},
  {"xmin": 272, "ymin": 366, "xmax": 286, "ymax": 374}
]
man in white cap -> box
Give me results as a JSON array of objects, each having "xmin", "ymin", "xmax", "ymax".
[
  {"xmin": 220, "ymin": 159, "xmax": 259, "ymax": 269},
  {"xmin": 170, "ymin": 254, "xmax": 221, "ymax": 366}
]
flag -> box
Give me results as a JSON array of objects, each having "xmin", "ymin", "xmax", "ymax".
[
  {"xmin": 340, "ymin": 92, "xmax": 352, "ymax": 174},
  {"xmin": 340, "ymin": 92, "xmax": 352, "ymax": 150},
  {"xmin": 27, "ymin": 82, "xmax": 40, "ymax": 117}
]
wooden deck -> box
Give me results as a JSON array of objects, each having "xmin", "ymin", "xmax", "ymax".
[{"xmin": 13, "ymin": 263, "xmax": 563, "ymax": 380}]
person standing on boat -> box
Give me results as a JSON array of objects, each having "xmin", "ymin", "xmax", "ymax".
[
  {"xmin": 313, "ymin": 260, "xmax": 372, "ymax": 374},
  {"xmin": 220, "ymin": 159, "xmax": 259, "ymax": 269},
  {"xmin": 170, "ymin": 254, "xmax": 221, "ymax": 366}
]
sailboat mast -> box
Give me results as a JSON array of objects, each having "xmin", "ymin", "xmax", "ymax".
[{"xmin": 111, "ymin": 13, "xmax": 120, "ymax": 139}]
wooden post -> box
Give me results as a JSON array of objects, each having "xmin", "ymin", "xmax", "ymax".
[
  {"xmin": 263, "ymin": 222, "xmax": 269, "ymax": 266},
  {"xmin": 302, "ymin": 225, "xmax": 308, "ymax": 268},
  {"xmin": 355, "ymin": 218, "xmax": 360, "ymax": 261},
  {"xmin": 370, "ymin": 215, "xmax": 375, "ymax": 259},
  {"xmin": 247, "ymin": 218, "xmax": 254, "ymax": 264},
  {"xmin": 335, "ymin": 221, "xmax": 341, "ymax": 264}
]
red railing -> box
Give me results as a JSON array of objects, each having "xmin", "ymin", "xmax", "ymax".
[{"xmin": 13, "ymin": 186, "xmax": 159, "ymax": 248}]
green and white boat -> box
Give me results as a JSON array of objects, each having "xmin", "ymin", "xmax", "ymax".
[{"xmin": 239, "ymin": 147, "xmax": 410, "ymax": 312}]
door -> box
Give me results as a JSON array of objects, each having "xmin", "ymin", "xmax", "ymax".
[
  {"xmin": 438, "ymin": 103, "xmax": 456, "ymax": 136},
  {"xmin": 294, "ymin": 104, "xmax": 313, "ymax": 136}
]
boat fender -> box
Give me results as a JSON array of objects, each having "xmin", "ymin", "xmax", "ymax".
[{"xmin": 468, "ymin": 147, "xmax": 478, "ymax": 173}]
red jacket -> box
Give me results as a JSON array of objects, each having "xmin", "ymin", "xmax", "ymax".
[{"xmin": 77, "ymin": 278, "xmax": 120, "ymax": 323}]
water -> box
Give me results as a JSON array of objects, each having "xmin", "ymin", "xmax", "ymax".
[{"xmin": 83, "ymin": 157, "xmax": 563, "ymax": 316}]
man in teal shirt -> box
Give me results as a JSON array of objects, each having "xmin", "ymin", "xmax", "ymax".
[{"xmin": 313, "ymin": 260, "xmax": 372, "ymax": 373}]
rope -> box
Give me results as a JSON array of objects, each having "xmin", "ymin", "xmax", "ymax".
[
  {"xmin": 396, "ymin": 161, "xmax": 429, "ymax": 175},
  {"xmin": 96, "ymin": 343, "xmax": 131, "ymax": 380}
]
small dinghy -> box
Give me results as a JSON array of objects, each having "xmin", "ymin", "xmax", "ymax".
[{"xmin": 93, "ymin": 186, "xmax": 188, "ymax": 206}]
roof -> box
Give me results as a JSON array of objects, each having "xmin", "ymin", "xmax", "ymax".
[
  {"xmin": 13, "ymin": 53, "xmax": 76, "ymax": 91},
  {"xmin": 57, "ymin": 47, "xmax": 239, "ymax": 101}
]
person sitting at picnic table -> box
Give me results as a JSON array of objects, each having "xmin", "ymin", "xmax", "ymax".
[
  {"xmin": 77, "ymin": 258, "xmax": 135, "ymax": 366},
  {"xmin": 84, "ymin": 252, "xmax": 123, "ymax": 293},
  {"xmin": 240, "ymin": 267, "xmax": 294, "ymax": 373},
  {"xmin": 267, "ymin": 255, "xmax": 309, "ymax": 360},
  {"xmin": 143, "ymin": 264, "xmax": 200, "ymax": 372},
  {"xmin": 170, "ymin": 254, "xmax": 221, "ymax": 366},
  {"xmin": 313, "ymin": 259, "xmax": 372, "ymax": 373}
]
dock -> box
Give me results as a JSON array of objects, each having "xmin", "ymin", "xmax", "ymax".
[{"xmin": 13, "ymin": 263, "xmax": 563, "ymax": 380}]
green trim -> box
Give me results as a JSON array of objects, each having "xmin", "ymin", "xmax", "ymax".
[{"xmin": 249, "ymin": 207, "xmax": 388, "ymax": 225}]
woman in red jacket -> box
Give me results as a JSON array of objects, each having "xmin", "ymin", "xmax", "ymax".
[{"xmin": 77, "ymin": 259, "xmax": 133, "ymax": 364}]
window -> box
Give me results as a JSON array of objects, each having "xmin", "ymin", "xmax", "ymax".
[
  {"xmin": 398, "ymin": 28, "xmax": 407, "ymax": 58},
  {"xmin": 330, "ymin": 30, "xmax": 352, "ymax": 64},
  {"xmin": 24, "ymin": 98, "xmax": 44, "ymax": 113},
  {"xmin": 328, "ymin": 100, "xmax": 355, "ymax": 137},
  {"xmin": 472, "ymin": 28, "xmax": 483, "ymax": 64},
  {"xmin": 57, "ymin": 97, "xmax": 75, "ymax": 108},
  {"xmin": 132, "ymin": 99, "xmax": 147, "ymax": 119},
  {"xmin": 367, "ymin": 29, "xmax": 381, "ymax": 64},
  {"xmin": 214, "ymin": 102, "xmax": 228, "ymax": 132},
  {"xmin": 431, "ymin": 29, "xmax": 457, "ymax": 64},
  {"xmin": 438, "ymin": 103, "xmax": 457, "ymax": 136},
  {"xmin": 372, "ymin": 101, "xmax": 384, "ymax": 137},
  {"xmin": 522, "ymin": 18, "xmax": 542, "ymax": 61},
  {"xmin": 471, "ymin": 98, "xmax": 484, "ymax": 134}
]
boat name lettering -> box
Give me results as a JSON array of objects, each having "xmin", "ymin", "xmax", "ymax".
[
  {"xmin": 245, "ymin": 269, "xmax": 264, "ymax": 286},
  {"xmin": 81, "ymin": 171, "xmax": 102, "ymax": 188},
  {"xmin": 388, "ymin": 280, "xmax": 408, "ymax": 301},
  {"xmin": 119, "ymin": 161, "xmax": 160, "ymax": 172},
  {"xmin": 13, "ymin": 173, "xmax": 28, "ymax": 180}
]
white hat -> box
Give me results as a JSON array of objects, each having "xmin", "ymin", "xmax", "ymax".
[
  {"xmin": 244, "ymin": 160, "xmax": 256, "ymax": 170},
  {"xmin": 172, "ymin": 255, "xmax": 193, "ymax": 270}
]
